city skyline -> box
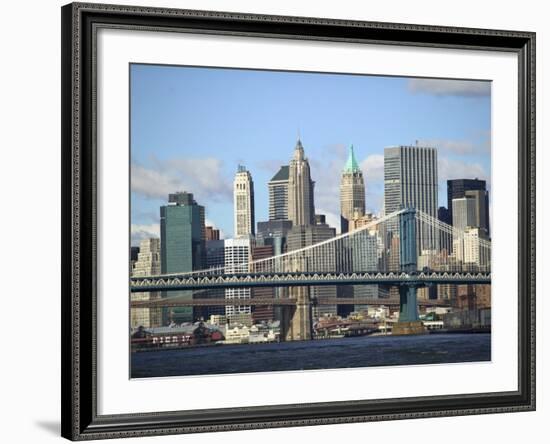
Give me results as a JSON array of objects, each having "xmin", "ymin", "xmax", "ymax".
[{"xmin": 130, "ymin": 64, "xmax": 491, "ymax": 245}]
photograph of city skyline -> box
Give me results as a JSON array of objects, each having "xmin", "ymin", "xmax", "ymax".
[{"xmin": 129, "ymin": 64, "xmax": 492, "ymax": 378}]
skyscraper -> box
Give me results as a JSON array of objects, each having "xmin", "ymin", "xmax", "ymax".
[
  {"xmin": 287, "ymin": 139, "xmax": 315, "ymax": 227},
  {"xmin": 233, "ymin": 165, "xmax": 255, "ymax": 238},
  {"xmin": 340, "ymin": 145, "xmax": 366, "ymax": 233},
  {"xmin": 452, "ymin": 197, "xmax": 477, "ymax": 231},
  {"xmin": 287, "ymin": 218, "xmax": 337, "ymax": 319},
  {"xmin": 465, "ymin": 189, "xmax": 490, "ymax": 236},
  {"xmin": 384, "ymin": 145, "xmax": 438, "ymax": 218},
  {"xmin": 131, "ymin": 238, "xmax": 162, "ymax": 329},
  {"xmin": 160, "ymin": 192, "xmax": 205, "ymax": 323},
  {"xmin": 447, "ymin": 179, "xmax": 488, "ymax": 232},
  {"xmin": 268, "ymin": 166, "xmax": 289, "ymax": 221},
  {"xmin": 383, "ymin": 145, "xmax": 438, "ymax": 299}
]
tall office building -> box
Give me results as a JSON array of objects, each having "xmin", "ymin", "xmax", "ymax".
[
  {"xmin": 287, "ymin": 218, "xmax": 337, "ymax": 319},
  {"xmin": 452, "ymin": 197, "xmax": 477, "ymax": 231},
  {"xmin": 131, "ymin": 238, "xmax": 162, "ymax": 328},
  {"xmin": 447, "ymin": 179, "xmax": 489, "ymax": 233},
  {"xmin": 383, "ymin": 145, "xmax": 438, "ymax": 302},
  {"xmin": 340, "ymin": 145, "xmax": 366, "ymax": 233},
  {"xmin": 224, "ymin": 238, "xmax": 252, "ymax": 319},
  {"xmin": 384, "ymin": 145, "xmax": 438, "ymax": 217},
  {"xmin": 233, "ymin": 165, "xmax": 255, "ymax": 238},
  {"xmin": 287, "ymin": 139, "xmax": 315, "ymax": 227},
  {"xmin": 268, "ymin": 166, "xmax": 289, "ymax": 221},
  {"xmin": 465, "ymin": 189, "xmax": 490, "ymax": 236},
  {"xmin": 160, "ymin": 192, "xmax": 205, "ymax": 323}
]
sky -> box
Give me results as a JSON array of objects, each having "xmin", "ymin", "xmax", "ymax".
[{"xmin": 130, "ymin": 64, "xmax": 491, "ymax": 246}]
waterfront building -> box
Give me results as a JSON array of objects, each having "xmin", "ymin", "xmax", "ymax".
[
  {"xmin": 447, "ymin": 178, "xmax": 489, "ymax": 233},
  {"xmin": 233, "ymin": 165, "xmax": 255, "ymax": 238},
  {"xmin": 208, "ymin": 314, "xmax": 227, "ymax": 326},
  {"xmin": 474, "ymin": 284, "xmax": 491, "ymax": 308},
  {"xmin": 226, "ymin": 312, "xmax": 253, "ymax": 327},
  {"xmin": 131, "ymin": 238, "xmax": 162, "ymax": 328},
  {"xmin": 340, "ymin": 145, "xmax": 366, "ymax": 233},
  {"xmin": 160, "ymin": 192, "xmax": 205, "ymax": 323},
  {"xmin": 268, "ymin": 165, "xmax": 289, "ymax": 221},
  {"xmin": 224, "ymin": 238, "xmax": 252, "ymax": 319},
  {"xmin": 287, "ymin": 139, "xmax": 315, "ymax": 227}
]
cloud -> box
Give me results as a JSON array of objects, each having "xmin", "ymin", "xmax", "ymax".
[
  {"xmin": 408, "ymin": 78, "xmax": 491, "ymax": 97},
  {"xmin": 131, "ymin": 155, "xmax": 232, "ymax": 204},
  {"xmin": 131, "ymin": 223, "xmax": 160, "ymax": 246},
  {"xmin": 417, "ymin": 138, "xmax": 490, "ymax": 155},
  {"xmin": 360, "ymin": 154, "xmax": 384, "ymax": 182},
  {"xmin": 438, "ymin": 157, "xmax": 488, "ymax": 182}
]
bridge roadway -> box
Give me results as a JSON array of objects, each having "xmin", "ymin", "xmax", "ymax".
[
  {"xmin": 130, "ymin": 270, "xmax": 491, "ymax": 293},
  {"xmin": 130, "ymin": 297, "xmax": 452, "ymax": 308}
]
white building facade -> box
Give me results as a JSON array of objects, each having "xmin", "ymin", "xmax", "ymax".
[
  {"xmin": 224, "ymin": 238, "xmax": 252, "ymax": 317},
  {"xmin": 233, "ymin": 165, "xmax": 255, "ymax": 238}
]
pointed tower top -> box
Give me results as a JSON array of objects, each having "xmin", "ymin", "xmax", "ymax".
[
  {"xmin": 344, "ymin": 144, "xmax": 361, "ymax": 173},
  {"xmin": 294, "ymin": 138, "xmax": 305, "ymax": 161}
]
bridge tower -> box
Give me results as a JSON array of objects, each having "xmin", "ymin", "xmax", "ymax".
[
  {"xmin": 393, "ymin": 208, "xmax": 426, "ymax": 335},
  {"xmin": 280, "ymin": 287, "xmax": 312, "ymax": 341}
]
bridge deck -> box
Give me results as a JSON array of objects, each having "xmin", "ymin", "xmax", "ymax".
[
  {"xmin": 131, "ymin": 297, "xmax": 452, "ymax": 308},
  {"xmin": 130, "ymin": 271, "xmax": 491, "ymax": 292}
]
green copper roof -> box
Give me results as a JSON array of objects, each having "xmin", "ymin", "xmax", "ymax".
[{"xmin": 344, "ymin": 145, "xmax": 361, "ymax": 173}]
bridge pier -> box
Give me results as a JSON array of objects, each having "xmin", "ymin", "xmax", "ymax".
[
  {"xmin": 393, "ymin": 284, "xmax": 426, "ymax": 335},
  {"xmin": 280, "ymin": 287, "xmax": 312, "ymax": 341}
]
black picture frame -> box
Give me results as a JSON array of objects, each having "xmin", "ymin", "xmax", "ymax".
[{"xmin": 61, "ymin": 2, "xmax": 536, "ymax": 440}]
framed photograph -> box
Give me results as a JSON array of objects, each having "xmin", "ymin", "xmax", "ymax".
[{"xmin": 61, "ymin": 2, "xmax": 535, "ymax": 440}]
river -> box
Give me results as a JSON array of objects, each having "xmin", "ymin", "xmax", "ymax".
[{"xmin": 131, "ymin": 333, "xmax": 490, "ymax": 378}]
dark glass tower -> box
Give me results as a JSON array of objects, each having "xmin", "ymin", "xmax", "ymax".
[{"xmin": 160, "ymin": 192, "xmax": 205, "ymax": 323}]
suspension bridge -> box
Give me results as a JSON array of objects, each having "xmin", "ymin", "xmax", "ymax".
[{"xmin": 131, "ymin": 208, "xmax": 491, "ymax": 338}]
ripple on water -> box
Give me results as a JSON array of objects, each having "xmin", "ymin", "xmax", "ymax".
[{"xmin": 131, "ymin": 333, "xmax": 491, "ymax": 378}]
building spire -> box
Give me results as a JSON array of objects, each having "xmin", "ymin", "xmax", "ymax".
[
  {"xmin": 344, "ymin": 144, "xmax": 361, "ymax": 173},
  {"xmin": 294, "ymin": 138, "xmax": 305, "ymax": 161}
]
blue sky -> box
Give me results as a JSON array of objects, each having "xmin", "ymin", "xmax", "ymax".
[{"xmin": 130, "ymin": 64, "xmax": 491, "ymax": 245}]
